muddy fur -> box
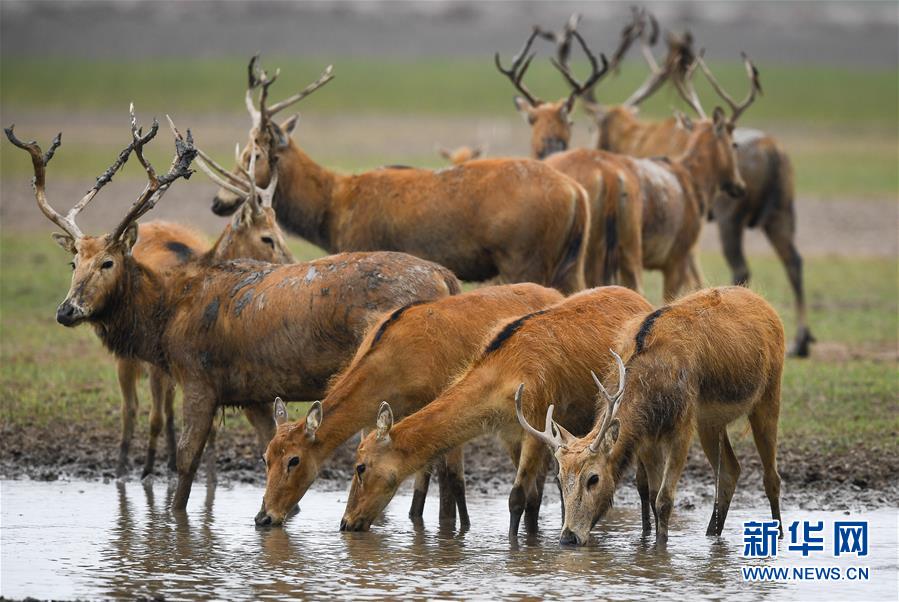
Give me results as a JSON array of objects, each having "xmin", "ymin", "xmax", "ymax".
[
  {"xmin": 340, "ymin": 286, "xmax": 653, "ymax": 534},
  {"xmin": 257, "ymin": 283, "xmax": 563, "ymax": 525}
]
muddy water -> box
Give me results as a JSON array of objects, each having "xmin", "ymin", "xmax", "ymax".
[{"xmin": 2, "ymin": 479, "xmax": 897, "ymax": 601}]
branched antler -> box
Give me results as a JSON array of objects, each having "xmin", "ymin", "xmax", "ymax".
[
  {"xmin": 514, "ymin": 383, "xmax": 566, "ymax": 452},
  {"xmin": 245, "ymin": 55, "xmax": 334, "ymax": 131},
  {"xmin": 110, "ymin": 110, "xmax": 197, "ymax": 241},
  {"xmin": 697, "ymin": 52, "xmax": 762, "ymax": 124},
  {"xmin": 588, "ymin": 350, "xmax": 627, "ymax": 453},
  {"xmin": 494, "ymin": 28, "xmax": 543, "ymax": 106},
  {"xmin": 550, "ymin": 29, "xmax": 610, "ymax": 110}
]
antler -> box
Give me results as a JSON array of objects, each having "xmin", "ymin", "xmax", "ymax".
[
  {"xmin": 535, "ymin": 13, "xmax": 582, "ymax": 68},
  {"xmin": 671, "ymin": 47, "xmax": 708, "ymax": 119},
  {"xmin": 4, "ymin": 127, "xmax": 76, "ymax": 237},
  {"xmin": 109, "ymin": 110, "xmax": 197, "ymax": 241},
  {"xmin": 514, "ymin": 384, "xmax": 565, "ymax": 452},
  {"xmin": 494, "ymin": 28, "xmax": 543, "ymax": 106},
  {"xmin": 623, "ymin": 11, "xmax": 669, "ymax": 107},
  {"xmin": 697, "ymin": 52, "xmax": 762, "ymax": 124},
  {"xmin": 245, "ymin": 55, "xmax": 335, "ymax": 130},
  {"xmin": 235, "ymin": 141, "xmax": 279, "ymax": 212},
  {"xmin": 587, "ymin": 350, "xmax": 627, "ymax": 453},
  {"xmin": 550, "ymin": 29, "xmax": 610, "ymax": 110}
]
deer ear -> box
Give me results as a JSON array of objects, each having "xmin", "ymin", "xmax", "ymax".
[
  {"xmin": 712, "ymin": 106, "xmax": 728, "ymax": 136},
  {"xmin": 305, "ymin": 400, "xmax": 322, "ymax": 439},
  {"xmin": 270, "ymin": 122, "xmax": 291, "ymax": 149},
  {"xmin": 121, "ymin": 223, "xmax": 139, "ymax": 253},
  {"xmin": 280, "ymin": 114, "xmax": 299, "ymax": 136},
  {"xmin": 274, "ymin": 397, "xmax": 288, "ymax": 426},
  {"xmin": 375, "ymin": 401, "xmax": 394, "ymax": 441},
  {"xmin": 514, "ymin": 96, "xmax": 537, "ymax": 124},
  {"xmin": 232, "ymin": 202, "xmax": 253, "ymax": 229},
  {"xmin": 51, "ymin": 232, "xmax": 76, "ymax": 254}
]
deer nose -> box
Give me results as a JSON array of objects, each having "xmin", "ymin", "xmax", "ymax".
[
  {"xmin": 559, "ymin": 528, "xmax": 582, "ymax": 546},
  {"xmin": 211, "ymin": 194, "xmax": 239, "ymax": 216},
  {"xmin": 254, "ymin": 510, "xmax": 273, "ymax": 527},
  {"xmin": 722, "ymin": 181, "xmax": 746, "ymax": 198},
  {"xmin": 56, "ymin": 301, "xmax": 81, "ymax": 326}
]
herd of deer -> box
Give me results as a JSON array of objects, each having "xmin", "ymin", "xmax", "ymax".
[{"xmin": 8, "ymin": 10, "xmax": 800, "ymax": 546}]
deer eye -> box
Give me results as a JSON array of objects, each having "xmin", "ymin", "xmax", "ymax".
[
  {"xmin": 261, "ymin": 236, "xmax": 275, "ymax": 249},
  {"xmin": 260, "ymin": 456, "xmax": 267, "ymax": 467},
  {"xmin": 100, "ymin": 260, "xmax": 114, "ymax": 270},
  {"xmin": 586, "ymin": 474, "xmax": 600, "ymax": 488},
  {"xmin": 356, "ymin": 463, "xmax": 366, "ymax": 476},
  {"xmin": 69, "ymin": 261, "xmax": 76, "ymax": 270},
  {"xmin": 287, "ymin": 456, "xmax": 300, "ymax": 469}
]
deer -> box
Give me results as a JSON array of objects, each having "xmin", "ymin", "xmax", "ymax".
[
  {"xmin": 206, "ymin": 57, "xmax": 590, "ymax": 294},
  {"xmin": 6, "ymin": 111, "xmax": 462, "ymax": 510},
  {"xmin": 575, "ymin": 13, "xmax": 813, "ymax": 357},
  {"xmin": 113, "ymin": 139, "xmax": 296, "ymax": 480},
  {"xmin": 518, "ymin": 286, "xmax": 784, "ymax": 546},
  {"xmin": 338, "ymin": 286, "xmax": 653, "ymax": 536},
  {"xmin": 436, "ymin": 144, "xmax": 484, "ymax": 165},
  {"xmin": 497, "ymin": 27, "xmax": 749, "ymax": 301},
  {"xmin": 255, "ymin": 282, "xmax": 563, "ymax": 527}
]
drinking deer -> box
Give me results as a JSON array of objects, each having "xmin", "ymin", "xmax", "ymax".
[
  {"xmin": 255, "ymin": 283, "xmax": 563, "ymax": 527},
  {"xmin": 339, "ymin": 286, "xmax": 652, "ymax": 535},
  {"xmin": 580, "ymin": 14, "xmax": 812, "ymax": 356},
  {"xmin": 519, "ymin": 286, "xmax": 784, "ymax": 546},
  {"xmin": 114, "ymin": 142, "xmax": 296, "ymax": 479},
  {"xmin": 7, "ymin": 112, "xmax": 461, "ymax": 510},
  {"xmin": 207, "ymin": 57, "xmax": 589, "ymax": 294}
]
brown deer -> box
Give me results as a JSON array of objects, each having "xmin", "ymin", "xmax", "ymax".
[
  {"xmin": 498, "ymin": 29, "xmax": 748, "ymax": 300},
  {"xmin": 338, "ymin": 286, "xmax": 652, "ymax": 535},
  {"xmin": 436, "ymin": 144, "xmax": 484, "ymax": 165},
  {"xmin": 255, "ymin": 283, "xmax": 563, "ymax": 527},
  {"xmin": 114, "ymin": 140, "xmax": 296, "ymax": 479},
  {"xmin": 519, "ymin": 286, "xmax": 784, "ymax": 546},
  {"xmin": 207, "ymin": 57, "xmax": 589, "ymax": 294},
  {"xmin": 6, "ymin": 112, "xmax": 462, "ymax": 510},
  {"xmin": 580, "ymin": 15, "xmax": 812, "ymax": 356}
]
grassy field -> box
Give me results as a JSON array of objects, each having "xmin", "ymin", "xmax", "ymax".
[
  {"xmin": 1, "ymin": 234, "xmax": 895, "ymax": 456},
  {"xmin": 1, "ymin": 58, "xmax": 897, "ymax": 199}
]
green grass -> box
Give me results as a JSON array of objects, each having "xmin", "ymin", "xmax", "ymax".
[
  {"xmin": 1, "ymin": 233, "xmax": 896, "ymax": 454},
  {"xmin": 3, "ymin": 57, "xmax": 896, "ymax": 126}
]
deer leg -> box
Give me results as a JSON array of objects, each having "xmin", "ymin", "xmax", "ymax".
[
  {"xmin": 204, "ymin": 417, "xmax": 218, "ymax": 480},
  {"xmin": 640, "ymin": 449, "xmax": 664, "ymax": 534},
  {"xmin": 436, "ymin": 455, "xmax": 458, "ymax": 525},
  {"xmin": 115, "ymin": 358, "xmax": 141, "ymax": 478},
  {"xmin": 409, "ymin": 466, "xmax": 432, "ymax": 520},
  {"xmin": 749, "ymin": 378, "xmax": 783, "ymax": 536},
  {"xmin": 636, "ymin": 462, "xmax": 652, "ymax": 536},
  {"xmin": 654, "ymin": 429, "xmax": 693, "ymax": 544},
  {"xmin": 172, "ymin": 388, "xmax": 217, "ymax": 510},
  {"xmin": 662, "ymin": 260, "xmax": 689, "ymax": 302},
  {"xmin": 243, "ymin": 403, "xmax": 277, "ymax": 456},
  {"xmin": 444, "ymin": 445, "xmax": 469, "ymax": 527},
  {"xmin": 511, "ymin": 436, "xmax": 549, "ymax": 536},
  {"xmin": 142, "ymin": 366, "xmax": 169, "ymax": 479},
  {"xmin": 164, "ymin": 381, "xmax": 177, "ymax": 473},
  {"xmin": 716, "ymin": 209, "xmax": 750, "ymax": 286},
  {"xmin": 698, "ymin": 424, "xmax": 741, "ymax": 537},
  {"xmin": 686, "ymin": 251, "xmax": 705, "ymax": 291},
  {"xmin": 763, "ymin": 215, "xmax": 813, "ymax": 358}
]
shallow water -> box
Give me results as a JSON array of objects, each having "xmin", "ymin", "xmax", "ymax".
[{"xmin": 1, "ymin": 479, "xmax": 897, "ymax": 600}]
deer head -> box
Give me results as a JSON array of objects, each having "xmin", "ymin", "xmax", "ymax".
[
  {"xmin": 496, "ymin": 25, "xmax": 608, "ymax": 159},
  {"xmin": 672, "ymin": 51, "xmax": 762, "ymax": 198},
  {"xmin": 209, "ymin": 56, "xmax": 334, "ymax": 216},
  {"xmin": 516, "ymin": 351, "xmax": 626, "ymax": 546},
  {"xmin": 436, "ymin": 144, "xmax": 484, "ymax": 165},
  {"xmin": 339, "ymin": 401, "xmax": 404, "ymax": 532},
  {"xmin": 254, "ymin": 398, "xmax": 322, "ymax": 526},
  {"xmin": 5, "ymin": 107, "xmax": 196, "ymax": 326}
]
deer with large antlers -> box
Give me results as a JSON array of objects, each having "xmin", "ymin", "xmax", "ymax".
[
  {"xmin": 256, "ymin": 283, "xmax": 563, "ymax": 527},
  {"xmin": 207, "ymin": 57, "xmax": 590, "ymax": 294},
  {"xmin": 580, "ymin": 14, "xmax": 812, "ymax": 357},
  {"xmin": 6, "ymin": 110, "xmax": 462, "ymax": 509},
  {"xmin": 339, "ymin": 286, "xmax": 652, "ymax": 535},
  {"xmin": 110, "ymin": 138, "xmax": 296, "ymax": 480},
  {"xmin": 519, "ymin": 286, "xmax": 784, "ymax": 546},
  {"xmin": 498, "ymin": 26, "xmax": 747, "ymax": 299}
]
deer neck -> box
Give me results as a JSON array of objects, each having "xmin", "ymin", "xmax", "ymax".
[
  {"xmin": 675, "ymin": 130, "xmax": 719, "ymax": 213},
  {"xmin": 598, "ymin": 107, "xmax": 645, "ymax": 153},
  {"xmin": 389, "ymin": 370, "xmax": 502, "ymax": 480},
  {"xmin": 272, "ymin": 142, "xmax": 340, "ymax": 253},
  {"xmin": 91, "ymin": 257, "xmax": 170, "ymax": 366}
]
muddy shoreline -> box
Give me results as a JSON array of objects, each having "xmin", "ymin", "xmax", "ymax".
[{"xmin": 2, "ymin": 420, "xmax": 896, "ymax": 513}]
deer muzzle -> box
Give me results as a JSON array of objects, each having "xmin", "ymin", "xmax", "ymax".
[{"xmin": 56, "ymin": 299, "xmax": 86, "ymax": 326}]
